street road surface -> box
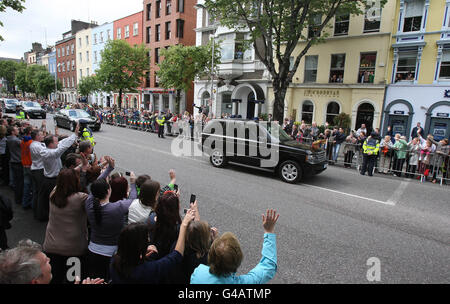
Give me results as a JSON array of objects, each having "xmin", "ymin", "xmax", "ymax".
[{"xmin": 3, "ymin": 114, "xmax": 449, "ymax": 283}]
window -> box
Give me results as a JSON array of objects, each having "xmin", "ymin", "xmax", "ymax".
[
  {"xmin": 71, "ymin": 44, "xmax": 74, "ymax": 55},
  {"xmin": 94, "ymin": 51, "xmax": 97, "ymax": 63},
  {"xmin": 155, "ymin": 75, "xmax": 159, "ymax": 87},
  {"xmin": 301, "ymin": 101, "xmax": 314, "ymax": 124},
  {"xmin": 94, "ymin": 33, "xmax": 97, "ymax": 44},
  {"xmin": 117, "ymin": 28, "xmax": 122, "ymax": 39},
  {"xmin": 146, "ymin": 26, "xmax": 151, "ymax": 43},
  {"xmin": 79, "ymin": 37, "xmax": 82, "ymax": 47},
  {"xmin": 80, "ymin": 69, "xmax": 83, "ymax": 79},
  {"xmin": 334, "ymin": 13, "xmax": 349, "ymax": 36},
  {"xmin": 79, "ymin": 52, "xmax": 82, "ymax": 63},
  {"xmin": 156, "ymin": 1, "xmax": 161, "ymax": 18},
  {"xmin": 358, "ymin": 52, "xmax": 376, "ymax": 83},
  {"xmin": 304, "ymin": 55, "xmax": 318, "ymax": 83},
  {"xmin": 67, "ymin": 61, "xmax": 70, "ymax": 71},
  {"xmin": 330, "ymin": 54, "xmax": 345, "ymax": 83},
  {"xmin": 166, "ymin": 0, "xmax": 172, "ymax": 15},
  {"xmin": 364, "ymin": 1, "xmax": 381, "ymax": 33},
  {"xmin": 234, "ymin": 33, "xmax": 244, "ymax": 59},
  {"xmin": 439, "ymin": 51, "xmax": 450, "ymax": 80},
  {"xmin": 403, "ymin": 0, "xmax": 424, "ymax": 32},
  {"xmin": 125, "ymin": 25, "xmax": 130, "ymax": 38},
  {"xmin": 177, "ymin": 0, "xmax": 184, "ymax": 13},
  {"xmin": 326, "ymin": 102, "xmax": 340, "ymax": 125},
  {"xmin": 308, "ymin": 14, "xmax": 321, "ymax": 39},
  {"xmin": 176, "ymin": 19, "xmax": 184, "ymax": 38},
  {"xmin": 57, "ymin": 48, "xmax": 61, "ymax": 57},
  {"xmin": 100, "ymin": 32, "xmax": 104, "ymax": 43},
  {"xmin": 107, "ymin": 30, "xmax": 111, "ymax": 40},
  {"xmin": 165, "ymin": 22, "xmax": 171, "ymax": 39},
  {"xmin": 72, "ymin": 77, "xmax": 74, "ymax": 88},
  {"xmin": 63, "ymin": 78, "xmax": 65, "ymax": 87},
  {"xmin": 146, "ymin": 3, "xmax": 152, "ymax": 20},
  {"xmin": 62, "ymin": 63, "xmax": 65, "ymax": 72},
  {"xmin": 395, "ymin": 51, "xmax": 417, "ymax": 82},
  {"xmin": 133, "ymin": 23, "xmax": 139, "ymax": 36},
  {"xmin": 72, "ymin": 60, "xmax": 75, "ymax": 71},
  {"xmin": 145, "ymin": 72, "xmax": 150, "ymax": 87},
  {"xmin": 156, "ymin": 24, "xmax": 161, "ymax": 41},
  {"xmin": 86, "ymin": 51, "xmax": 89, "ymax": 62},
  {"xmin": 87, "ymin": 68, "xmax": 89, "ymax": 76},
  {"xmin": 57, "ymin": 63, "xmax": 61, "ymax": 73},
  {"xmin": 155, "ymin": 48, "xmax": 160, "ymax": 64},
  {"xmin": 86, "ymin": 35, "xmax": 89, "ymax": 45},
  {"xmin": 62, "ymin": 47, "xmax": 65, "ymax": 57}
]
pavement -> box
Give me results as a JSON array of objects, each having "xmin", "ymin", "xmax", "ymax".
[{"xmin": 2, "ymin": 114, "xmax": 449, "ymax": 284}]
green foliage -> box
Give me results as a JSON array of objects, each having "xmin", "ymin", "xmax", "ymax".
[
  {"xmin": 204, "ymin": 0, "xmax": 387, "ymax": 122},
  {"xmin": 333, "ymin": 112, "xmax": 351, "ymax": 130},
  {"xmin": 14, "ymin": 63, "xmax": 59, "ymax": 97},
  {"xmin": 0, "ymin": 0, "xmax": 26, "ymax": 41},
  {"xmin": 157, "ymin": 42, "xmax": 221, "ymax": 93},
  {"xmin": 0, "ymin": 60, "xmax": 20, "ymax": 93},
  {"xmin": 78, "ymin": 75, "xmax": 100, "ymax": 97},
  {"xmin": 96, "ymin": 40, "xmax": 150, "ymax": 108}
]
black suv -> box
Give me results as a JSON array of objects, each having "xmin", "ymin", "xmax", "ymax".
[{"xmin": 201, "ymin": 119, "xmax": 327, "ymax": 183}]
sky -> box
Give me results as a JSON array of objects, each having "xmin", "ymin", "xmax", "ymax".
[{"xmin": 0, "ymin": 0, "xmax": 143, "ymax": 59}]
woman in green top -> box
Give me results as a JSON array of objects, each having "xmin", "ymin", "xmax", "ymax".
[{"xmin": 393, "ymin": 135, "xmax": 408, "ymax": 177}]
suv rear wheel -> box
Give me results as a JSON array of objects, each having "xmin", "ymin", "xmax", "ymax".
[
  {"xmin": 210, "ymin": 150, "xmax": 227, "ymax": 168},
  {"xmin": 279, "ymin": 160, "xmax": 302, "ymax": 184}
]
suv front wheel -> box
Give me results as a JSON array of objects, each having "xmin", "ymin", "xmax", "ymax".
[
  {"xmin": 210, "ymin": 150, "xmax": 227, "ymax": 168},
  {"xmin": 279, "ymin": 160, "xmax": 302, "ymax": 184}
]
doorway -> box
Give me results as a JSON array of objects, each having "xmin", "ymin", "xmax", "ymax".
[
  {"xmin": 246, "ymin": 92, "xmax": 255, "ymax": 119},
  {"xmin": 355, "ymin": 103, "xmax": 374, "ymax": 134}
]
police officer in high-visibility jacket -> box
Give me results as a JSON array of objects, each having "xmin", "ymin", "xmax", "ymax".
[
  {"xmin": 360, "ymin": 131, "xmax": 380, "ymax": 176},
  {"xmin": 79, "ymin": 119, "xmax": 96, "ymax": 148},
  {"xmin": 15, "ymin": 106, "xmax": 27, "ymax": 120},
  {"xmin": 156, "ymin": 111, "xmax": 166, "ymax": 138}
]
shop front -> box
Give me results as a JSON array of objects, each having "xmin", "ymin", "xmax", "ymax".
[{"xmin": 383, "ymin": 85, "xmax": 450, "ymax": 140}]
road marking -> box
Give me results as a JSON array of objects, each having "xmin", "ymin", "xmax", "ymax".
[
  {"xmin": 301, "ymin": 184, "xmax": 396, "ymax": 206},
  {"xmin": 386, "ymin": 180, "xmax": 409, "ymax": 205}
]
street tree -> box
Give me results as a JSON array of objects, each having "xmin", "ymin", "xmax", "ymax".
[
  {"xmin": 0, "ymin": 60, "xmax": 20, "ymax": 96},
  {"xmin": 33, "ymin": 70, "xmax": 61, "ymax": 99},
  {"xmin": 78, "ymin": 75, "xmax": 100, "ymax": 101},
  {"xmin": 157, "ymin": 42, "xmax": 220, "ymax": 112},
  {"xmin": 96, "ymin": 40, "xmax": 150, "ymax": 109},
  {"xmin": 0, "ymin": 0, "xmax": 26, "ymax": 41},
  {"xmin": 205, "ymin": 0, "xmax": 386, "ymax": 122}
]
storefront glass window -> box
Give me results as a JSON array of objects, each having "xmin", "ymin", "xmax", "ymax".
[{"xmin": 358, "ymin": 52, "xmax": 376, "ymax": 83}]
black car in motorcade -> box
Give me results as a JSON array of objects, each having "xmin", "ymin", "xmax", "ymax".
[
  {"xmin": 54, "ymin": 109, "xmax": 101, "ymax": 131},
  {"xmin": 21, "ymin": 101, "xmax": 46, "ymax": 119},
  {"xmin": 201, "ymin": 119, "xmax": 327, "ymax": 183}
]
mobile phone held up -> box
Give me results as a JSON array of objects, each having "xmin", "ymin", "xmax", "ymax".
[
  {"xmin": 125, "ymin": 171, "xmax": 131, "ymax": 176},
  {"xmin": 190, "ymin": 194, "xmax": 196, "ymax": 204}
]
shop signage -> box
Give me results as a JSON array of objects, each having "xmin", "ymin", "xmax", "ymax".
[
  {"xmin": 304, "ymin": 89, "xmax": 340, "ymax": 98},
  {"xmin": 393, "ymin": 110, "xmax": 405, "ymax": 115},
  {"xmin": 436, "ymin": 113, "xmax": 449, "ymax": 118},
  {"xmin": 444, "ymin": 90, "xmax": 450, "ymax": 98}
]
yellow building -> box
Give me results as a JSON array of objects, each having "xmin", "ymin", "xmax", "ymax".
[
  {"xmin": 383, "ymin": 0, "xmax": 450, "ymax": 140},
  {"xmin": 268, "ymin": 0, "xmax": 397, "ymax": 134}
]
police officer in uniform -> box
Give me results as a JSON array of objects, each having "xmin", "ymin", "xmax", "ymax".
[
  {"xmin": 157, "ymin": 111, "xmax": 166, "ymax": 138},
  {"xmin": 360, "ymin": 131, "xmax": 380, "ymax": 176},
  {"xmin": 15, "ymin": 105, "xmax": 27, "ymax": 120},
  {"xmin": 79, "ymin": 119, "xmax": 96, "ymax": 148}
]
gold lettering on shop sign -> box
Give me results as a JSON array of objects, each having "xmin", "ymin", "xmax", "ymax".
[{"xmin": 304, "ymin": 90, "xmax": 340, "ymax": 97}]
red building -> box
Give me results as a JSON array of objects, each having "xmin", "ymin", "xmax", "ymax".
[
  {"xmin": 142, "ymin": 0, "xmax": 197, "ymax": 114},
  {"xmin": 113, "ymin": 11, "xmax": 144, "ymax": 109},
  {"xmin": 56, "ymin": 20, "xmax": 98, "ymax": 103}
]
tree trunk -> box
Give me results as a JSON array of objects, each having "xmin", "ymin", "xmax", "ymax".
[
  {"xmin": 118, "ymin": 89, "xmax": 123, "ymax": 110},
  {"xmin": 272, "ymin": 78, "xmax": 289, "ymax": 123}
]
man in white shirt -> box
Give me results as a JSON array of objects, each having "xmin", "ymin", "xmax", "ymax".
[
  {"xmin": 356, "ymin": 124, "xmax": 367, "ymax": 137},
  {"xmin": 36, "ymin": 123, "xmax": 79, "ymax": 221},
  {"xmin": 29, "ymin": 129, "xmax": 45, "ymax": 219}
]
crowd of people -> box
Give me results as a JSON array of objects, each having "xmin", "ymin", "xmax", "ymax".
[
  {"xmin": 282, "ymin": 118, "xmax": 450, "ymax": 183},
  {"xmin": 0, "ymin": 107, "xmax": 280, "ymax": 284}
]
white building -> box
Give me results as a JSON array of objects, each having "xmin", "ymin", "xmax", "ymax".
[
  {"xmin": 76, "ymin": 28, "xmax": 94, "ymax": 103},
  {"xmin": 193, "ymin": 0, "xmax": 271, "ymax": 119}
]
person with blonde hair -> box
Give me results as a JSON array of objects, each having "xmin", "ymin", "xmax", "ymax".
[{"xmin": 190, "ymin": 209, "xmax": 279, "ymax": 284}]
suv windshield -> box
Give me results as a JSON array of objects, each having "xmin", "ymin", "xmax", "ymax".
[
  {"xmin": 68, "ymin": 110, "xmax": 90, "ymax": 118},
  {"xmin": 24, "ymin": 102, "xmax": 41, "ymax": 108},
  {"xmin": 266, "ymin": 124, "xmax": 292, "ymax": 142}
]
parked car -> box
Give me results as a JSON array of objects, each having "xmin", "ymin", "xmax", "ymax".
[
  {"xmin": 54, "ymin": 109, "xmax": 101, "ymax": 131},
  {"xmin": 201, "ymin": 119, "xmax": 327, "ymax": 183},
  {"xmin": 1, "ymin": 99, "xmax": 19, "ymax": 113},
  {"xmin": 21, "ymin": 101, "xmax": 46, "ymax": 119}
]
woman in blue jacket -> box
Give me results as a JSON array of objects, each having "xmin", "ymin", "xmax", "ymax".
[{"xmin": 190, "ymin": 209, "xmax": 279, "ymax": 284}]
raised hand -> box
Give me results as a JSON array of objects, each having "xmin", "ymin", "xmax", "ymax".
[{"xmin": 262, "ymin": 209, "xmax": 279, "ymax": 234}]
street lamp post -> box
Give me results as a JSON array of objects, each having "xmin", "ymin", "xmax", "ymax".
[{"xmin": 209, "ymin": 35, "xmax": 215, "ymax": 117}]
